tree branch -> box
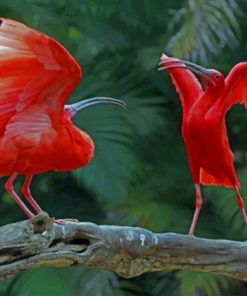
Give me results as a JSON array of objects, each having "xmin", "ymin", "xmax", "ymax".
[{"xmin": 0, "ymin": 212, "xmax": 246, "ymax": 281}]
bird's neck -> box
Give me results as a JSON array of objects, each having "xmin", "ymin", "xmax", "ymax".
[
  {"xmin": 198, "ymin": 84, "xmax": 225, "ymax": 110},
  {"xmin": 187, "ymin": 88, "xmax": 222, "ymax": 119},
  {"xmin": 206, "ymin": 83, "xmax": 225, "ymax": 98}
]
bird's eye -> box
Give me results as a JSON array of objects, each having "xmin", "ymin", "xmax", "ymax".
[{"xmin": 215, "ymin": 74, "xmax": 220, "ymax": 79}]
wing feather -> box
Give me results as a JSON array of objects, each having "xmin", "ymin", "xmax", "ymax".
[
  {"xmin": 222, "ymin": 62, "xmax": 247, "ymax": 114},
  {"xmin": 160, "ymin": 54, "xmax": 203, "ymax": 113},
  {"xmin": 0, "ymin": 18, "xmax": 82, "ymax": 142},
  {"xmin": 5, "ymin": 105, "xmax": 52, "ymax": 149}
]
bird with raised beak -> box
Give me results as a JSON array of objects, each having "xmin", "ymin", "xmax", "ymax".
[{"xmin": 159, "ymin": 53, "xmax": 247, "ymax": 235}]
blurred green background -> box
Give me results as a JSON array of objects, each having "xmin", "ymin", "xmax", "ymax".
[{"xmin": 0, "ymin": 0, "xmax": 247, "ymax": 295}]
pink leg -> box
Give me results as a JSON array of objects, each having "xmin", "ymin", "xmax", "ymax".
[
  {"xmin": 22, "ymin": 175, "xmax": 78, "ymax": 224},
  {"xmin": 22, "ymin": 175, "xmax": 42, "ymax": 214},
  {"xmin": 188, "ymin": 183, "xmax": 203, "ymax": 235},
  {"xmin": 235, "ymin": 186, "xmax": 247, "ymax": 225},
  {"xmin": 5, "ymin": 173, "xmax": 34, "ymax": 219}
]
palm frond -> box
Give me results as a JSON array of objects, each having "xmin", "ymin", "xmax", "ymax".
[
  {"xmin": 166, "ymin": 0, "xmax": 241, "ymax": 62},
  {"xmin": 73, "ymin": 268, "xmax": 125, "ymax": 296},
  {"xmin": 71, "ymin": 55, "xmax": 165, "ymax": 204},
  {"xmin": 6, "ymin": 267, "xmax": 76, "ymax": 296},
  {"xmin": 177, "ymin": 271, "xmax": 230, "ymax": 296}
]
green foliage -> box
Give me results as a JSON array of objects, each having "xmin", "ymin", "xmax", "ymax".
[
  {"xmin": 0, "ymin": 0, "xmax": 247, "ymax": 295},
  {"xmin": 2, "ymin": 268, "xmax": 76, "ymax": 296},
  {"xmin": 72, "ymin": 60, "xmax": 163, "ymax": 203},
  {"xmin": 72, "ymin": 268, "xmax": 125, "ymax": 296},
  {"xmin": 167, "ymin": 0, "xmax": 241, "ymax": 62},
  {"xmin": 177, "ymin": 271, "xmax": 230, "ymax": 296}
]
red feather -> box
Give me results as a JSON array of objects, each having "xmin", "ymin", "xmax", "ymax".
[
  {"xmin": 222, "ymin": 62, "xmax": 247, "ymax": 113},
  {"xmin": 160, "ymin": 54, "xmax": 247, "ymax": 235},
  {"xmin": 0, "ymin": 18, "xmax": 93, "ymax": 220},
  {"xmin": 160, "ymin": 54, "xmax": 203, "ymax": 115}
]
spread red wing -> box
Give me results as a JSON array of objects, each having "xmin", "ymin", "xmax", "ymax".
[
  {"xmin": 223, "ymin": 62, "xmax": 247, "ymax": 115},
  {"xmin": 0, "ymin": 18, "xmax": 82, "ymax": 137},
  {"xmin": 160, "ymin": 54, "xmax": 203, "ymax": 114}
]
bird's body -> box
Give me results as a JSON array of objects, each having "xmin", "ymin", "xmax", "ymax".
[
  {"xmin": 0, "ymin": 18, "xmax": 124, "ymax": 219},
  {"xmin": 160, "ymin": 54, "xmax": 247, "ymax": 234},
  {"xmin": 0, "ymin": 114, "xmax": 94, "ymax": 175},
  {"xmin": 0, "ymin": 18, "xmax": 92, "ymax": 176},
  {"xmin": 182, "ymin": 94, "xmax": 239, "ymax": 189}
]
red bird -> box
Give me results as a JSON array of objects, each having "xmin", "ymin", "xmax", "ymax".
[
  {"xmin": 159, "ymin": 53, "xmax": 247, "ymax": 235},
  {"xmin": 0, "ymin": 18, "xmax": 125, "ymax": 220}
]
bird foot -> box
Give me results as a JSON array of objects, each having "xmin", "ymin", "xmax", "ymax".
[{"xmin": 54, "ymin": 218, "xmax": 79, "ymax": 224}]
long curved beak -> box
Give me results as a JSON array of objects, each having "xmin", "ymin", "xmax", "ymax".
[
  {"xmin": 158, "ymin": 59, "xmax": 214, "ymax": 84},
  {"xmin": 70, "ymin": 97, "xmax": 126, "ymax": 115}
]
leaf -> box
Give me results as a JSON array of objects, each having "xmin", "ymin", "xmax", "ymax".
[
  {"xmin": 72, "ymin": 56, "xmax": 165, "ymax": 204},
  {"xmin": 8, "ymin": 268, "xmax": 75, "ymax": 296},
  {"xmin": 177, "ymin": 271, "xmax": 230, "ymax": 296},
  {"xmin": 72, "ymin": 268, "xmax": 125, "ymax": 296},
  {"xmin": 166, "ymin": 0, "xmax": 242, "ymax": 62}
]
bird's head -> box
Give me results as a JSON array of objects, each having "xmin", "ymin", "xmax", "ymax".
[
  {"xmin": 64, "ymin": 97, "xmax": 126, "ymax": 120},
  {"xmin": 159, "ymin": 55, "xmax": 225, "ymax": 90}
]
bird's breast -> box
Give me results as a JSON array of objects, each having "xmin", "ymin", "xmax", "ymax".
[
  {"xmin": 52, "ymin": 124, "xmax": 95, "ymax": 172},
  {"xmin": 7, "ymin": 123, "xmax": 95, "ymax": 175},
  {"xmin": 182, "ymin": 115, "xmax": 220, "ymax": 144},
  {"xmin": 182, "ymin": 111, "xmax": 230, "ymax": 168}
]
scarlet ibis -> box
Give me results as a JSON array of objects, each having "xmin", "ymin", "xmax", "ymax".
[
  {"xmin": 0, "ymin": 18, "xmax": 125, "ymax": 220},
  {"xmin": 159, "ymin": 53, "xmax": 247, "ymax": 235}
]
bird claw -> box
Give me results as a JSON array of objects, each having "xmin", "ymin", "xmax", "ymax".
[{"xmin": 54, "ymin": 218, "xmax": 79, "ymax": 224}]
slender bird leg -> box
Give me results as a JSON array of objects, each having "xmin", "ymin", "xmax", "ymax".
[
  {"xmin": 235, "ymin": 186, "xmax": 247, "ymax": 226},
  {"xmin": 188, "ymin": 183, "xmax": 203, "ymax": 235},
  {"xmin": 22, "ymin": 175, "xmax": 42, "ymax": 214},
  {"xmin": 5, "ymin": 173, "xmax": 35, "ymax": 219},
  {"xmin": 22, "ymin": 176, "xmax": 78, "ymax": 223},
  {"xmin": 22, "ymin": 175, "xmax": 78, "ymax": 223}
]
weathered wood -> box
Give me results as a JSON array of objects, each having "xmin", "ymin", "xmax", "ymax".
[{"xmin": 0, "ymin": 212, "xmax": 247, "ymax": 281}]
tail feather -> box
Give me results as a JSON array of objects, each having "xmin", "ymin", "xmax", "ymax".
[{"xmin": 199, "ymin": 168, "xmax": 240, "ymax": 189}]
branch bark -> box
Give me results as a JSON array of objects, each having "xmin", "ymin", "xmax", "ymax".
[{"xmin": 0, "ymin": 212, "xmax": 247, "ymax": 281}]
